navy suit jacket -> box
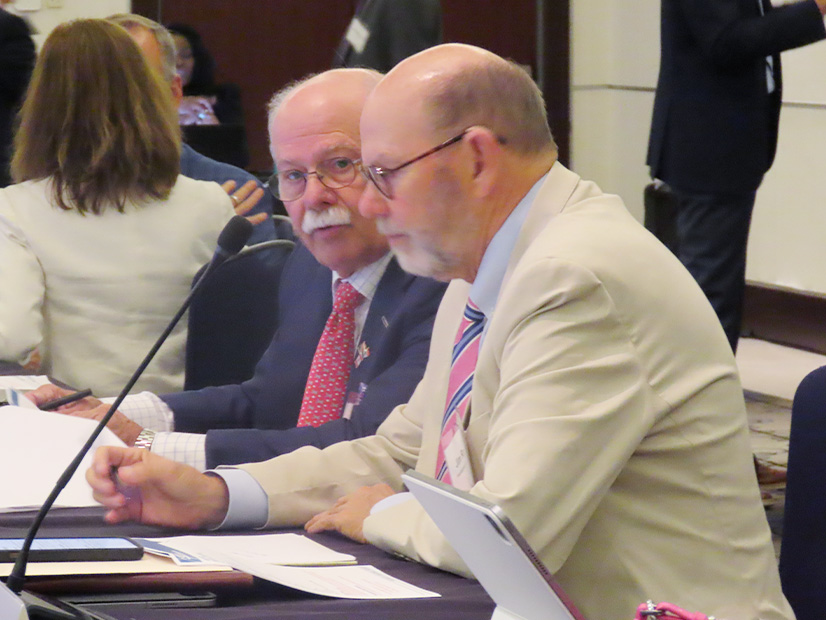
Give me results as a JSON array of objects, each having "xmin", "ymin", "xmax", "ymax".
[
  {"xmin": 647, "ymin": 0, "xmax": 825, "ymax": 195},
  {"xmin": 164, "ymin": 244, "xmax": 446, "ymax": 468}
]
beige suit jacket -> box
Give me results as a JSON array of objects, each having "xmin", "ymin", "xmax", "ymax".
[{"xmin": 240, "ymin": 163, "xmax": 791, "ymax": 620}]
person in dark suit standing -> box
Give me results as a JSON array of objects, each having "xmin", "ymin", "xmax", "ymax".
[
  {"xmin": 333, "ymin": 0, "xmax": 442, "ymax": 72},
  {"xmin": 0, "ymin": 0, "xmax": 35, "ymax": 187},
  {"xmin": 30, "ymin": 68, "xmax": 446, "ymax": 471},
  {"xmin": 647, "ymin": 0, "xmax": 826, "ymax": 352}
]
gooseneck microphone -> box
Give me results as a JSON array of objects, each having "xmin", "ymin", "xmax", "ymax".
[{"xmin": 2, "ymin": 215, "xmax": 253, "ymax": 620}]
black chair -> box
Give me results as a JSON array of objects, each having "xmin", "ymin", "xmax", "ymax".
[
  {"xmin": 184, "ymin": 238, "xmax": 295, "ymax": 391},
  {"xmin": 779, "ymin": 365, "xmax": 826, "ymax": 620},
  {"xmin": 182, "ymin": 123, "xmax": 249, "ymax": 169}
]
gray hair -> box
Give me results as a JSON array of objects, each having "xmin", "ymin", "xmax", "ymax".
[
  {"xmin": 107, "ymin": 13, "xmax": 177, "ymax": 83},
  {"xmin": 267, "ymin": 68, "xmax": 383, "ymax": 127},
  {"xmin": 267, "ymin": 72, "xmax": 321, "ymax": 127},
  {"xmin": 426, "ymin": 59, "xmax": 556, "ymax": 154}
]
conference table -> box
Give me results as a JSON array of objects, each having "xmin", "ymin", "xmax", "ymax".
[{"xmin": 0, "ymin": 363, "xmax": 497, "ymax": 619}]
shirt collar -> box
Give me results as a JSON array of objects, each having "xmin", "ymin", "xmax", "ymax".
[
  {"xmin": 333, "ymin": 252, "xmax": 393, "ymax": 303},
  {"xmin": 469, "ymin": 172, "xmax": 549, "ymax": 319}
]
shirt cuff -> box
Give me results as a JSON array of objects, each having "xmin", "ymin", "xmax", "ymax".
[
  {"xmin": 209, "ymin": 468, "xmax": 269, "ymax": 530},
  {"xmin": 151, "ymin": 431, "xmax": 207, "ymax": 471},
  {"xmin": 370, "ymin": 491, "xmax": 413, "ymax": 514},
  {"xmin": 104, "ymin": 391, "xmax": 174, "ymax": 431}
]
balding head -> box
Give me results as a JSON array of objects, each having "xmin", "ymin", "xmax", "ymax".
[
  {"xmin": 107, "ymin": 14, "xmax": 177, "ymax": 82},
  {"xmin": 267, "ymin": 68, "xmax": 382, "ymax": 151},
  {"xmin": 357, "ymin": 44, "xmax": 558, "ymax": 283},
  {"xmin": 267, "ymin": 69, "xmax": 388, "ymax": 278},
  {"xmin": 373, "ymin": 44, "xmax": 555, "ymax": 155},
  {"xmin": 107, "ymin": 14, "xmax": 183, "ymax": 105}
]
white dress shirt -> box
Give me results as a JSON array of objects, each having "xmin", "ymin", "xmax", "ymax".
[{"xmin": 117, "ymin": 254, "xmax": 393, "ymax": 471}]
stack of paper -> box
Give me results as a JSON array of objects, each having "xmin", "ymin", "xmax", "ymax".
[
  {"xmin": 141, "ymin": 534, "xmax": 439, "ymax": 600},
  {"xmin": 0, "ymin": 406, "xmax": 125, "ymax": 510}
]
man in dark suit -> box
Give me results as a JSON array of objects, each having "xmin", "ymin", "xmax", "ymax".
[
  {"xmin": 647, "ymin": 0, "xmax": 826, "ymax": 351},
  {"xmin": 333, "ymin": 0, "xmax": 442, "ymax": 72},
  {"xmin": 0, "ymin": 0, "xmax": 35, "ymax": 187},
  {"xmin": 30, "ymin": 68, "xmax": 445, "ymax": 471}
]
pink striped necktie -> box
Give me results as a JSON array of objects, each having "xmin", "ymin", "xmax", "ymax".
[
  {"xmin": 296, "ymin": 281, "xmax": 363, "ymax": 428},
  {"xmin": 435, "ymin": 298, "xmax": 485, "ymax": 485}
]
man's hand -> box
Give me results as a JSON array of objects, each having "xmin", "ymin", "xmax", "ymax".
[
  {"xmin": 222, "ymin": 179, "xmax": 267, "ymax": 226},
  {"xmin": 817, "ymin": 0, "xmax": 826, "ymax": 16},
  {"xmin": 178, "ymin": 96, "xmax": 219, "ymax": 126},
  {"xmin": 26, "ymin": 383, "xmax": 103, "ymax": 413},
  {"xmin": 25, "ymin": 385, "xmax": 141, "ymax": 445},
  {"xmin": 304, "ymin": 484, "xmax": 396, "ymax": 543},
  {"xmin": 65, "ymin": 403, "xmax": 144, "ymax": 446},
  {"xmin": 87, "ymin": 446, "xmax": 229, "ymax": 529},
  {"xmin": 22, "ymin": 348, "xmax": 41, "ymax": 371}
]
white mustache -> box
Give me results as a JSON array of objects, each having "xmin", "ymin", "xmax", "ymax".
[{"xmin": 302, "ymin": 207, "xmax": 352, "ymax": 235}]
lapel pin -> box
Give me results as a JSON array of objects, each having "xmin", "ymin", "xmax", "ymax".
[{"xmin": 354, "ymin": 341, "xmax": 371, "ymax": 368}]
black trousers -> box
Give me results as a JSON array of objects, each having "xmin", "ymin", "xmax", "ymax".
[{"xmin": 651, "ymin": 184, "xmax": 756, "ymax": 352}]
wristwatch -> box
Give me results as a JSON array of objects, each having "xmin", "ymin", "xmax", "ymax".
[{"xmin": 133, "ymin": 429, "xmax": 156, "ymax": 450}]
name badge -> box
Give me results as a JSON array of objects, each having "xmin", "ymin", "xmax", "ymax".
[
  {"xmin": 341, "ymin": 383, "xmax": 368, "ymax": 420},
  {"xmin": 444, "ymin": 428, "xmax": 474, "ymax": 491},
  {"xmin": 345, "ymin": 17, "xmax": 370, "ymax": 54}
]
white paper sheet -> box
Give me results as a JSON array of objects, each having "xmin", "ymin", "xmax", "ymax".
[
  {"xmin": 146, "ymin": 533, "xmax": 439, "ymax": 599},
  {"xmin": 209, "ymin": 555, "xmax": 439, "ymax": 599},
  {"xmin": 0, "ymin": 406, "xmax": 125, "ymax": 510},
  {"xmin": 146, "ymin": 533, "xmax": 356, "ymax": 567}
]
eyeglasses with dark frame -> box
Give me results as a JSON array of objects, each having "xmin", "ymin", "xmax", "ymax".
[
  {"xmin": 361, "ymin": 127, "xmax": 508, "ymax": 199},
  {"xmin": 266, "ymin": 156, "xmax": 362, "ymax": 202}
]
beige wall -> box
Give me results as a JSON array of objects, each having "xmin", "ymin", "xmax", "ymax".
[
  {"xmin": 571, "ymin": 0, "xmax": 826, "ymax": 295},
  {"xmin": 8, "ymin": 0, "xmax": 129, "ymax": 48}
]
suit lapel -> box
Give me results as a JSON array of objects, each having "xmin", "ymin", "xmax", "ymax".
[{"xmin": 348, "ymin": 258, "xmax": 408, "ymax": 385}]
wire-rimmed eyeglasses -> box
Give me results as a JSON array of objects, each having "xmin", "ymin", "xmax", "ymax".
[
  {"xmin": 361, "ymin": 129, "xmax": 470, "ymax": 200},
  {"xmin": 266, "ymin": 157, "xmax": 361, "ymax": 202}
]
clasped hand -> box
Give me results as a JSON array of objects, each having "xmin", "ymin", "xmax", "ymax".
[{"xmin": 25, "ymin": 384, "xmax": 143, "ymax": 446}]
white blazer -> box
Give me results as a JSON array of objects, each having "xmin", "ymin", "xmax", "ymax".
[{"xmin": 0, "ymin": 175, "xmax": 234, "ymax": 395}]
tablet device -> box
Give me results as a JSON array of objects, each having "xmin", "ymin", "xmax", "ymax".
[
  {"xmin": 402, "ymin": 470, "xmax": 587, "ymax": 620},
  {"xmin": 65, "ymin": 591, "xmax": 217, "ymax": 609},
  {"xmin": 0, "ymin": 537, "xmax": 143, "ymax": 563}
]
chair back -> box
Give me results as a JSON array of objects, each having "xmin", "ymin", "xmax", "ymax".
[
  {"xmin": 184, "ymin": 239, "xmax": 294, "ymax": 391},
  {"xmin": 779, "ymin": 364, "xmax": 826, "ymax": 620}
]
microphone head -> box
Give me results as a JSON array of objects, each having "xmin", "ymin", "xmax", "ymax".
[{"xmin": 217, "ymin": 215, "xmax": 254, "ymax": 257}]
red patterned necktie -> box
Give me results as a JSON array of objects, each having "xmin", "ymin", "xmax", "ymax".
[
  {"xmin": 435, "ymin": 299, "xmax": 485, "ymax": 487},
  {"xmin": 296, "ymin": 281, "xmax": 364, "ymax": 428}
]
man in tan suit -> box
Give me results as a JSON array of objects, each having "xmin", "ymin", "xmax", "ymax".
[{"xmin": 88, "ymin": 45, "xmax": 791, "ymax": 620}]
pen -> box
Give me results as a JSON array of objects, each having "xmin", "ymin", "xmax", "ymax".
[
  {"xmin": 39, "ymin": 388, "xmax": 93, "ymax": 411},
  {"xmin": 110, "ymin": 465, "xmax": 140, "ymax": 501}
]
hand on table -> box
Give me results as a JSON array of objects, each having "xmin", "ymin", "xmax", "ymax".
[
  {"xmin": 26, "ymin": 384, "xmax": 141, "ymax": 445},
  {"xmin": 87, "ymin": 446, "xmax": 229, "ymax": 529},
  {"xmin": 304, "ymin": 483, "xmax": 396, "ymax": 543},
  {"xmin": 26, "ymin": 383, "xmax": 104, "ymax": 413}
]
